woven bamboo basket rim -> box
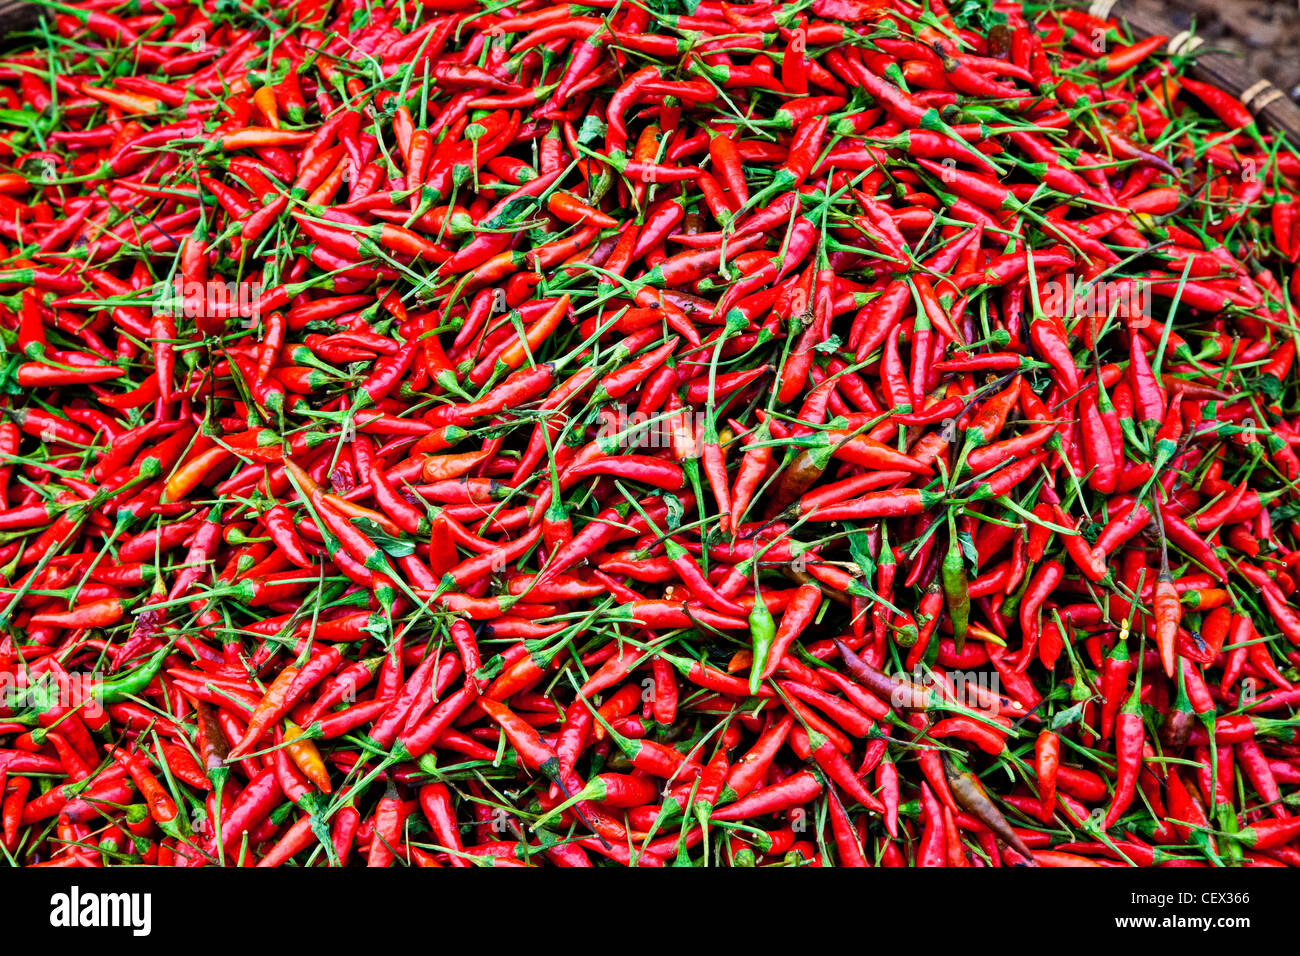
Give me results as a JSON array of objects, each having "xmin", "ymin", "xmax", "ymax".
[{"xmin": 1090, "ymin": 0, "xmax": 1300, "ymax": 143}]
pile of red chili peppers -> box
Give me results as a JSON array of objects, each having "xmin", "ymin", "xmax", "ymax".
[{"xmin": 1, "ymin": 0, "xmax": 1300, "ymax": 868}]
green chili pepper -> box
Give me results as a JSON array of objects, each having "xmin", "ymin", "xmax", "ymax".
[
  {"xmin": 748, "ymin": 588, "xmax": 777, "ymax": 696},
  {"xmin": 95, "ymin": 638, "xmax": 177, "ymax": 705},
  {"xmin": 941, "ymin": 514, "xmax": 970, "ymax": 654}
]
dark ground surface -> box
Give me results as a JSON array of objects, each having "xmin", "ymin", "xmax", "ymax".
[{"xmin": 1147, "ymin": 0, "xmax": 1300, "ymax": 101}]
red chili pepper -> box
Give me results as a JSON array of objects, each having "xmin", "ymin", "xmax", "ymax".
[{"xmin": 1104, "ymin": 652, "xmax": 1146, "ymax": 830}]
